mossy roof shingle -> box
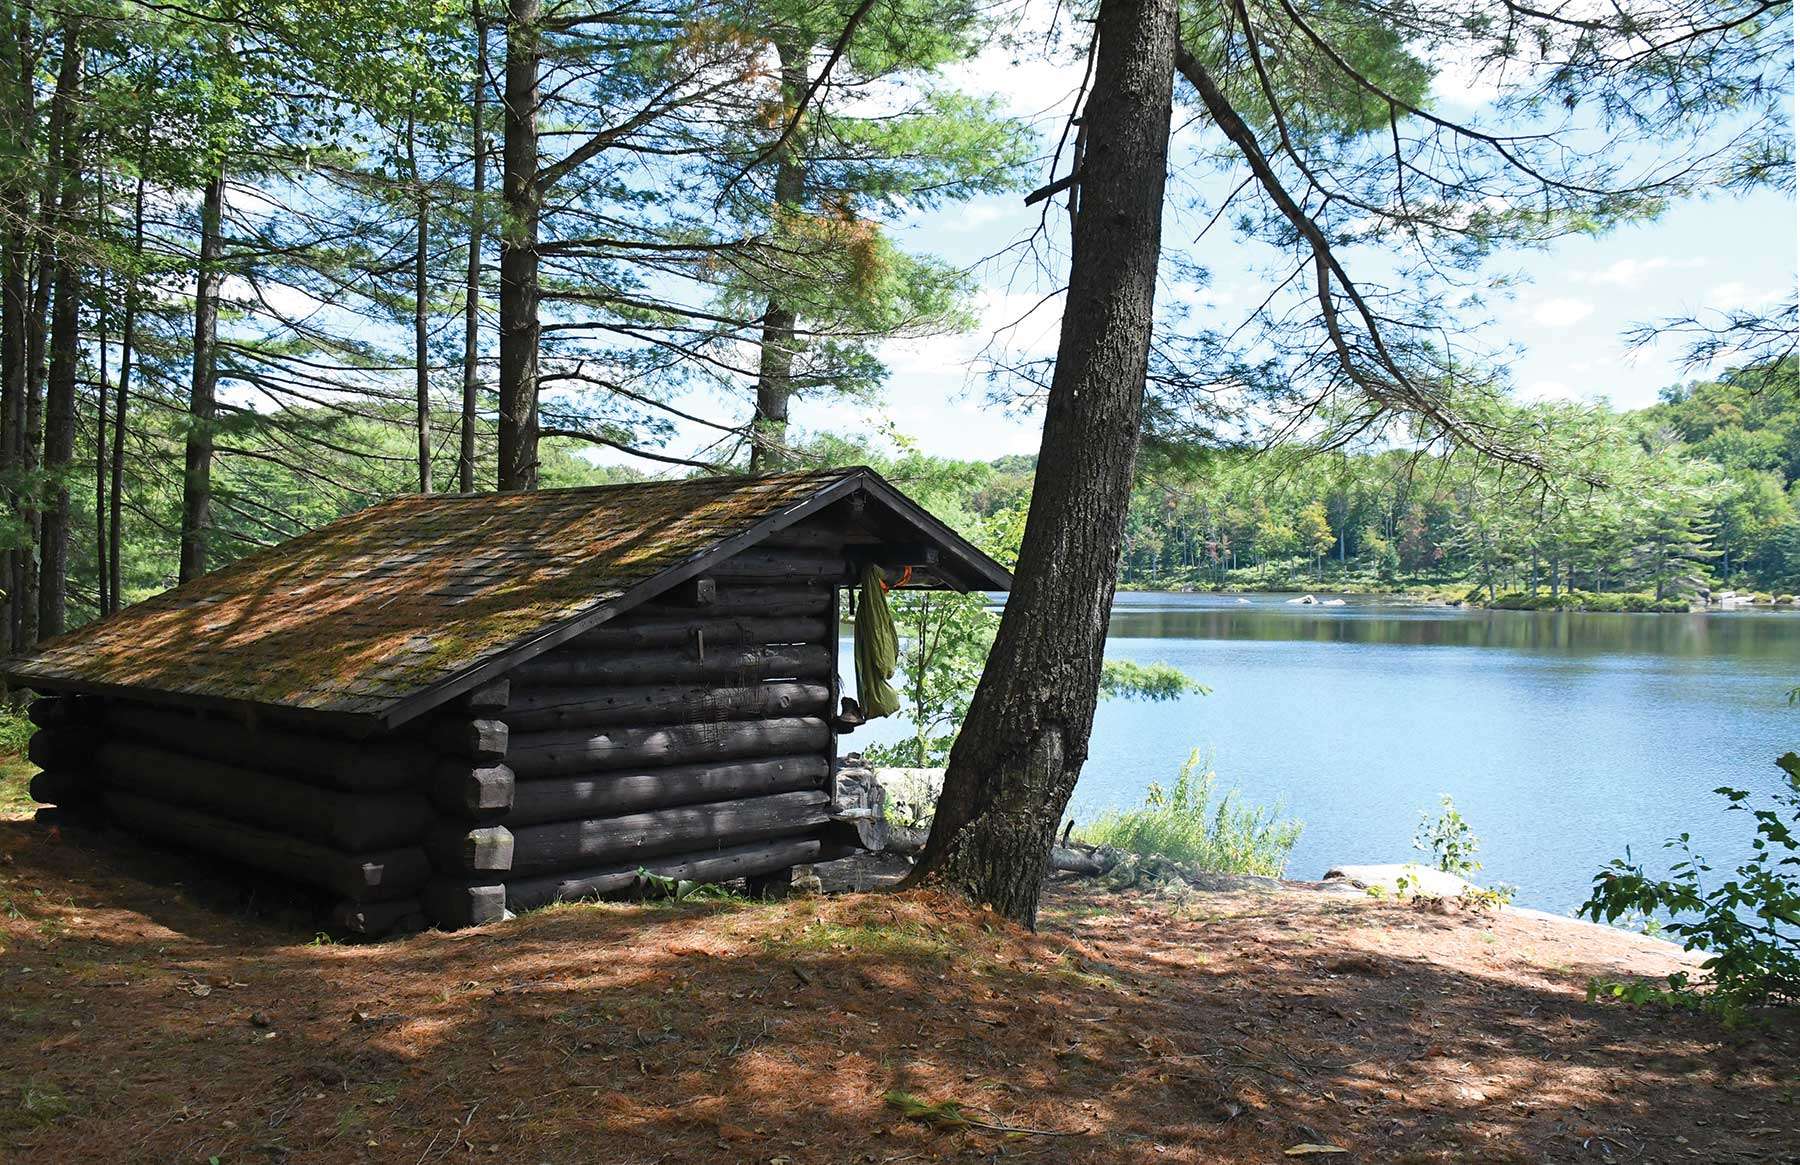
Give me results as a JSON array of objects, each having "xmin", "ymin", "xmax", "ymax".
[{"xmin": 4, "ymin": 469, "xmax": 903, "ymax": 729}]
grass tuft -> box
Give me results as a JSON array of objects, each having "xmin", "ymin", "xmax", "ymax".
[{"xmin": 1081, "ymin": 751, "xmax": 1302, "ymax": 876}]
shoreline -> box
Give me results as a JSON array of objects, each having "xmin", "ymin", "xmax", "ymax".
[{"xmin": 1114, "ymin": 583, "xmax": 1800, "ymax": 613}]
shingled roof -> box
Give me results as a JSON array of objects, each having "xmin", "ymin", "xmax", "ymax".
[{"xmin": 2, "ymin": 467, "xmax": 1010, "ymax": 733}]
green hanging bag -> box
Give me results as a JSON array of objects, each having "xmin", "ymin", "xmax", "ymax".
[{"xmin": 853, "ymin": 562, "xmax": 902, "ymax": 719}]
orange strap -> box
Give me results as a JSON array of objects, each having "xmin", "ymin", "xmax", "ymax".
[{"xmin": 878, "ymin": 565, "xmax": 913, "ymax": 592}]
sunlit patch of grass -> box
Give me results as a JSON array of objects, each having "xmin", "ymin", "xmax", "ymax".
[
  {"xmin": 766, "ymin": 918, "xmax": 959, "ymax": 962},
  {"xmin": 0, "ymin": 753, "xmax": 36, "ymax": 818},
  {"xmin": 1080, "ymin": 751, "xmax": 1302, "ymax": 876},
  {"xmin": 1041, "ymin": 953, "xmax": 1131, "ymax": 993}
]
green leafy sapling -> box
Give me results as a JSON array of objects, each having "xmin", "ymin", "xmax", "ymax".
[{"xmin": 1581, "ymin": 753, "xmax": 1800, "ymax": 1021}]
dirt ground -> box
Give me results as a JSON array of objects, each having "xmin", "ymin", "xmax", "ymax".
[{"xmin": 1, "ymin": 809, "xmax": 1795, "ymax": 1164}]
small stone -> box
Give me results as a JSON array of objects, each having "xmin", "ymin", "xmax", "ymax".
[{"xmin": 250, "ymin": 1011, "xmax": 273, "ymax": 1028}]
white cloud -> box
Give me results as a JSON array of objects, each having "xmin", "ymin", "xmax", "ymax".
[
  {"xmin": 1530, "ymin": 297, "xmax": 1595, "ymax": 328},
  {"xmin": 1705, "ymin": 281, "xmax": 1787, "ymax": 312},
  {"xmin": 1572, "ymin": 256, "xmax": 1704, "ymax": 289}
]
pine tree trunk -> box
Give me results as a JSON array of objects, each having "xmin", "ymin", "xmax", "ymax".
[
  {"xmin": 747, "ymin": 40, "xmax": 808, "ymax": 473},
  {"xmin": 497, "ymin": 0, "xmax": 540, "ymax": 491},
  {"xmin": 94, "ymin": 272, "xmax": 107, "ymax": 617},
  {"xmin": 109, "ymin": 165, "xmax": 143, "ymax": 614},
  {"xmin": 460, "ymin": 0, "xmax": 487, "ymax": 494},
  {"xmin": 37, "ymin": 21, "xmax": 84, "ymax": 639},
  {"xmin": 0, "ymin": 7, "xmax": 32, "ymax": 651},
  {"xmin": 900, "ymin": 0, "xmax": 1177, "ymax": 927},
  {"xmin": 408, "ymin": 110, "xmax": 432, "ymax": 493},
  {"xmin": 179, "ymin": 166, "xmax": 226, "ymax": 583}
]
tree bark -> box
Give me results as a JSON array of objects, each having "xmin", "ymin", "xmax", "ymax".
[
  {"xmin": 1, "ymin": 6, "xmax": 34, "ymax": 651},
  {"xmin": 497, "ymin": 0, "xmax": 540, "ymax": 491},
  {"xmin": 94, "ymin": 261, "xmax": 107, "ymax": 617},
  {"xmin": 38, "ymin": 20, "xmax": 84, "ymax": 638},
  {"xmin": 900, "ymin": 0, "xmax": 1177, "ymax": 927},
  {"xmin": 179, "ymin": 165, "xmax": 226, "ymax": 583},
  {"xmin": 460, "ymin": 0, "xmax": 487, "ymax": 493},
  {"xmin": 108, "ymin": 163, "xmax": 144, "ymax": 614},
  {"xmin": 747, "ymin": 38, "xmax": 808, "ymax": 472},
  {"xmin": 408, "ymin": 109, "xmax": 432, "ymax": 493}
]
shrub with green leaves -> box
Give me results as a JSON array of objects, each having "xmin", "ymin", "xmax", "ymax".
[
  {"xmin": 1413, "ymin": 795, "xmax": 1483, "ymax": 877},
  {"xmin": 1082, "ymin": 751, "xmax": 1302, "ymax": 876},
  {"xmin": 1581, "ymin": 753, "xmax": 1800, "ymax": 1021}
]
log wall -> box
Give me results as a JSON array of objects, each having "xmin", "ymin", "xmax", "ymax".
[
  {"xmin": 23, "ymin": 693, "xmax": 434, "ymax": 935},
  {"xmin": 21, "ymin": 512, "xmax": 879, "ymax": 931},
  {"xmin": 488, "ymin": 560, "xmax": 846, "ymax": 912}
]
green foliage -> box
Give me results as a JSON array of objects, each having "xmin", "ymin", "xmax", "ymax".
[
  {"xmin": 1581, "ymin": 753, "xmax": 1800, "ymax": 1021},
  {"xmin": 0, "ymin": 706, "xmax": 32, "ymax": 758},
  {"xmin": 1098, "ymin": 660, "xmax": 1209, "ymax": 702},
  {"xmin": 1586, "ymin": 972, "xmax": 1706, "ymax": 1014},
  {"xmin": 1487, "ymin": 590, "xmax": 1691, "ymax": 613},
  {"xmin": 1082, "ymin": 751, "xmax": 1302, "ymax": 876},
  {"xmin": 1103, "ymin": 367, "xmax": 1800, "ymax": 598},
  {"xmin": 1413, "ymin": 796, "xmax": 1482, "ymax": 878}
]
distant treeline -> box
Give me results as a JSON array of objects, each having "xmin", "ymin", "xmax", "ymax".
[{"xmin": 849, "ymin": 362, "xmax": 1800, "ymax": 602}]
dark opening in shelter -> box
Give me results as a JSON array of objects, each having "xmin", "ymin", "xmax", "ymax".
[{"xmin": 3, "ymin": 468, "xmax": 1012, "ymax": 933}]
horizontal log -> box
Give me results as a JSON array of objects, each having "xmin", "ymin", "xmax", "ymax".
[
  {"xmin": 101, "ymin": 703, "xmax": 427, "ymax": 792},
  {"xmin": 709, "ymin": 548, "xmax": 848, "ymax": 581},
  {"xmin": 423, "ymin": 879, "xmax": 510, "ymax": 928},
  {"xmin": 463, "ymin": 678, "xmax": 511, "ymax": 713},
  {"xmin": 505, "ymin": 837, "xmax": 824, "ymax": 911},
  {"xmin": 504, "ymin": 681, "xmax": 830, "ymax": 733},
  {"xmin": 27, "ymin": 695, "xmax": 94, "ymax": 728},
  {"xmin": 28, "ymin": 726, "xmax": 93, "ymax": 770},
  {"xmin": 507, "ymin": 716, "xmax": 830, "ymax": 779},
  {"xmin": 512, "ymin": 644, "xmax": 832, "ymax": 690},
  {"xmin": 758, "ymin": 522, "xmax": 872, "ymax": 549},
  {"xmin": 508, "ymin": 789, "xmax": 830, "ymax": 876},
  {"xmin": 92, "ymin": 739, "xmax": 432, "ymax": 852},
  {"xmin": 637, "ymin": 584, "xmax": 832, "ymax": 620},
  {"xmin": 427, "ymin": 823, "xmax": 515, "ymax": 872},
  {"xmin": 330, "ymin": 897, "xmax": 424, "ymax": 937},
  {"xmin": 506, "ymin": 754, "xmax": 829, "ymax": 825},
  {"xmin": 432, "ymin": 718, "xmax": 509, "ymax": 761},
  {"xmin": 567, "ymin": 615, "xmax": 828, "ymax": 653},
  {"xmin": 431, "ymin": 761, "xmax": 516, "ymax": 819},
  {"xmin": 103, "ymin": 791, "xmax": 430, "ymax": 901},
  {"xmin": 28, "ymin": 769, "xmax": 94, "ymax": 807},
  {"xmin": 654, "ymin": 577, "xmax": 716, "ymax": 607}
]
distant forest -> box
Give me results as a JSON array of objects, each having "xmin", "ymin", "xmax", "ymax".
[{"xmin": 847, "ymin": 363, "xmax": 1800, "ymax": 605}]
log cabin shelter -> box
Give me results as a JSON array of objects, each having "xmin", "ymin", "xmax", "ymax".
[{"xmin": 2, "ymin": 467, "xmax": 1011, "ymax": 934}]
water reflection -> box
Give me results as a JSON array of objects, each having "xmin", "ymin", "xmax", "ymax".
[{"xmin": 1105, "ymin": 594, "xmax": 1800, "ymax": 660}]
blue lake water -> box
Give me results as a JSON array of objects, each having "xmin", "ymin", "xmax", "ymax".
[{"xmin": 840, "ymin": 592, "xmax": 1800, "ymax": 914}]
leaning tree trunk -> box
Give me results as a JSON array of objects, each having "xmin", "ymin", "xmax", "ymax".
[
  {"xmin": 460, "ymin": 0, "xmax": 487, "ymax": 494},
  {"xmin": 901, "ymin": 0, "xmax": 1177, "ymax": 927},
  {"xmin": 747, "ymin": 39, "xmax": 808, "ymax": 473},
  {"xmin": 179, "ymin": 165, "xmax": 226, "ymax": 583},
  {"xmin": 38, "ymin": 22, "xmax": 84, "ymax": 638},
  {"xmin": 496, "ymin": 0, "xmax": 540, "ymax": 491}
]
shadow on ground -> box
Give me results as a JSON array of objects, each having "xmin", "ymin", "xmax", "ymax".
[{"xmin": 0, "ymin": 814, "xmax": 1795, "ymax": 1164}]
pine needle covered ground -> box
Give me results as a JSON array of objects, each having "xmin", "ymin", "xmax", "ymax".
[{"xmin": 0, "ymin": 801, "xmax": 1794, "ymax": 1163}]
